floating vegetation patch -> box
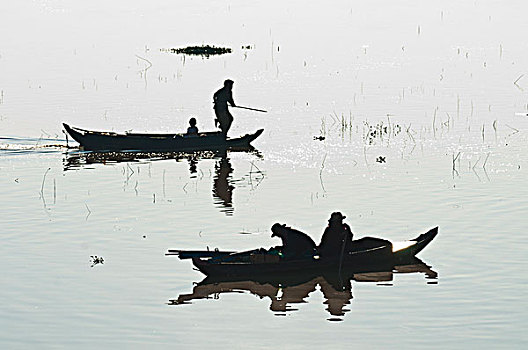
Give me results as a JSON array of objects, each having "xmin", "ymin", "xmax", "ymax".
[
  {"xmin": 364, "ymin": 121, "xmax": 402, "ymax": 145},
  {"xmin": 318, "ymin": 113, "xmax": 404, "ymax": 146},
  {"xmin": 90, "ymin": 255, "xmax": 104, "ymax": 267},
  {"xmin": 162, "ymin": 45, "xmax": 232, "ymax": 58}
]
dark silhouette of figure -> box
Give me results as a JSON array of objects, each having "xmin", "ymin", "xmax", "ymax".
[
  {"xmin": 187, "ymin": 155, "xmax": 198, "ymax": 176},
  {"xmin": 213, "ymin": 156, "xmax": 234, "ymax": 215},
  {"xmin": 319, "ymin": 276, "xmax": 353, "ymax": 318},
  {"xmin": 171, "ymin": 275, "xmax": 352, "ymax": 320},
  {"xmin": 213, "ymin": 79, "xmax": 236, "ymax": 136},
  {"xmin": 318, "ymin": 212, "xmax": 354, "ymax": 259},
  {"xmin": 271, "ymin": 223, "xmax": 317, "ymax": 259},
  {"xmin": 187, "ymin": 117, "xmax": 199, "ymax": 135},
  {"xmin": 269, "ymin": 278, "xmax": 318, "ymax": 314},
  {"xmin": 269, "ymin": 276, "xmax": 352, "ymax": 319}
]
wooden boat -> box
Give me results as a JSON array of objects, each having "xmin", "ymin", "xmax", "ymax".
[
  {"xmin": 167, "ymin": 227, "xmax": 438, "ymax": 278},
  {"xmin": 62, "ymin": 123, "xmax": 264, "ymax": 152}
]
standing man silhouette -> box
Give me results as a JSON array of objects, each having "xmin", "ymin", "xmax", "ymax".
[{"xmin": 213, "ymin": 79, "xmax": 236, "ymax": 136}]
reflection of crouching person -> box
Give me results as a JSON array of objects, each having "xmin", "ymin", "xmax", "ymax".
[
  {"xmin": 271, "ymin": 223, "xmax": 317, "ymax": 259},
  {"xmin": 186, "ymin": 117, "xmax": 199, "ymax": 136}
]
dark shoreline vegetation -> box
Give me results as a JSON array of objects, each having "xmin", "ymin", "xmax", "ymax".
[{"xmin": 162, "ymin": 45, "xmax": 232, "ymax": 57}]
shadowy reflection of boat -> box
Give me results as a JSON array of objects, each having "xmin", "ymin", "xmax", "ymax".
[
  {"xmin": 63, "ymin": 149, "xmax": 263, "ymax": 215},
  {"xmin": 62, "ymin": 149, "xmax": 238, "ymax": 171},
  {"xmin": 63, "ymin": 123, "xmax": 263, "ymax": 152},
  {"xmin": 169, "ymin": 258, "xmax": 437, "ymax": 321}
]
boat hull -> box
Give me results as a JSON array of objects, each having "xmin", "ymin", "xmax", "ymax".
[
  {"xmin": 63, "ymin": 123, "xmax": 263, "ymax": 152},
  {"xmin": 180, "ymin": 227, "xmax": 438, "ymax": 278}
]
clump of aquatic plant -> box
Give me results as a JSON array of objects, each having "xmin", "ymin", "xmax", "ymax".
[
  {"xmin": 364, "ymin": 121, "xmax": 402, "ymax": 145},
  {"xmin": 90, "ymin": 255, "xmax": 104, "ymax": 267},
  {"xmin": 163, "ymin": 45, "xmax": 232, "ymax": 58}
]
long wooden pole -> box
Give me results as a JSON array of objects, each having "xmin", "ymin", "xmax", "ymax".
[{"xmin": 233, "ymin": 105, "xmax": 267, "ymax": 113}]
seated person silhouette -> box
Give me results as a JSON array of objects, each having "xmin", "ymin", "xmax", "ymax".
[
  {"xmin": 271, "ymin": 223, "xmax": 317, "ymax": 259},
  {"xmin": 186, "ymin": 117, "xmax": 199, "ymax": 135},
  {"xmin": 318, "ymin": 212, "xmax": 354, "ymax": 259}
]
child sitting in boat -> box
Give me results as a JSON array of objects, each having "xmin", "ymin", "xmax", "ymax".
[{"xmin": 186, "ymin": 117, "xmax": 199, "ymax": 135}]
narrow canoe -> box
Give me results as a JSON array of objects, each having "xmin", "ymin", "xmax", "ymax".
[
  {"xmin": 168, "ymin": 227, "xmax": 438, "ymax": 278},
  {"xmin": 63, "ymin": 123, "xmax": 263, "ymax": 152}
]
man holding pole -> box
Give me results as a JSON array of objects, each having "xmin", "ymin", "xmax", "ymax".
[
  {"xmin": 213, "ymin": 79, "xmax": 267, "ymax": 136},
  {"xmin": 213, "ymin": 79, "xmax": 236, "ymax": 136}
]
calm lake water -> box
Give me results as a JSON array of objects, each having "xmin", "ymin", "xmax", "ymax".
[{"xmin": 1, "ymin": 1, "xmax": 527, "ymax": 348}]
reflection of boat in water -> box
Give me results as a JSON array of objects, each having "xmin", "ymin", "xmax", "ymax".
[
  {"xmin": 63, "ymin": 123, "xmax": 263, "ymax": 152},
  {"xmin": 168, "ymin": 227, "xmax": 438, "ymax": 278},
  {"xmin": 169, "ymin": 258, "xmax": 437, "ymax": 320},
  {"xmin": 62, "ymin": 148, "xmax": 243, "ymax": 170},
  {"xmin": 63, "ymin": 149, "xmax": 263, "ymax": 215}
]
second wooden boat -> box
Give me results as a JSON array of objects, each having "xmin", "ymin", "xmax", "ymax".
[{"xmin": 168, "ymin": 227, "xmax": 438, "ymax": 278}]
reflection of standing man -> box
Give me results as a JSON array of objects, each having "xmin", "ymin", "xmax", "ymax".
[
  {"xmin": 213, "ymin": 156, "xmax": 234, "ymax": 215},
  {"xmin": 213, "ymin": 79, "xmax": 236, "ymax": 136}
]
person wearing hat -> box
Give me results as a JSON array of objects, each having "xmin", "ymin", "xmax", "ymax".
[
  {"xmin": 271, "ymin": 223, "xmax": 317, "ymax": 259},
  {"xmin": 318, "ymin": 212, "xmax": 354, "ymax": 259},
  {"xmin": 213, "ymin": 79, "xmax": 236, "ymax": 136}
]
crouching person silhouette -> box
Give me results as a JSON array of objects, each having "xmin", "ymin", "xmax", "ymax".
[{"xmin": 271, "ymin": 223, "xmax": 317, "ymax": 260}]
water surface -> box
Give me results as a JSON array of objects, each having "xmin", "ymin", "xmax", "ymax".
[{"xmin": 1, "ymin": 1, "xmax": 527, "ymax": 348}]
